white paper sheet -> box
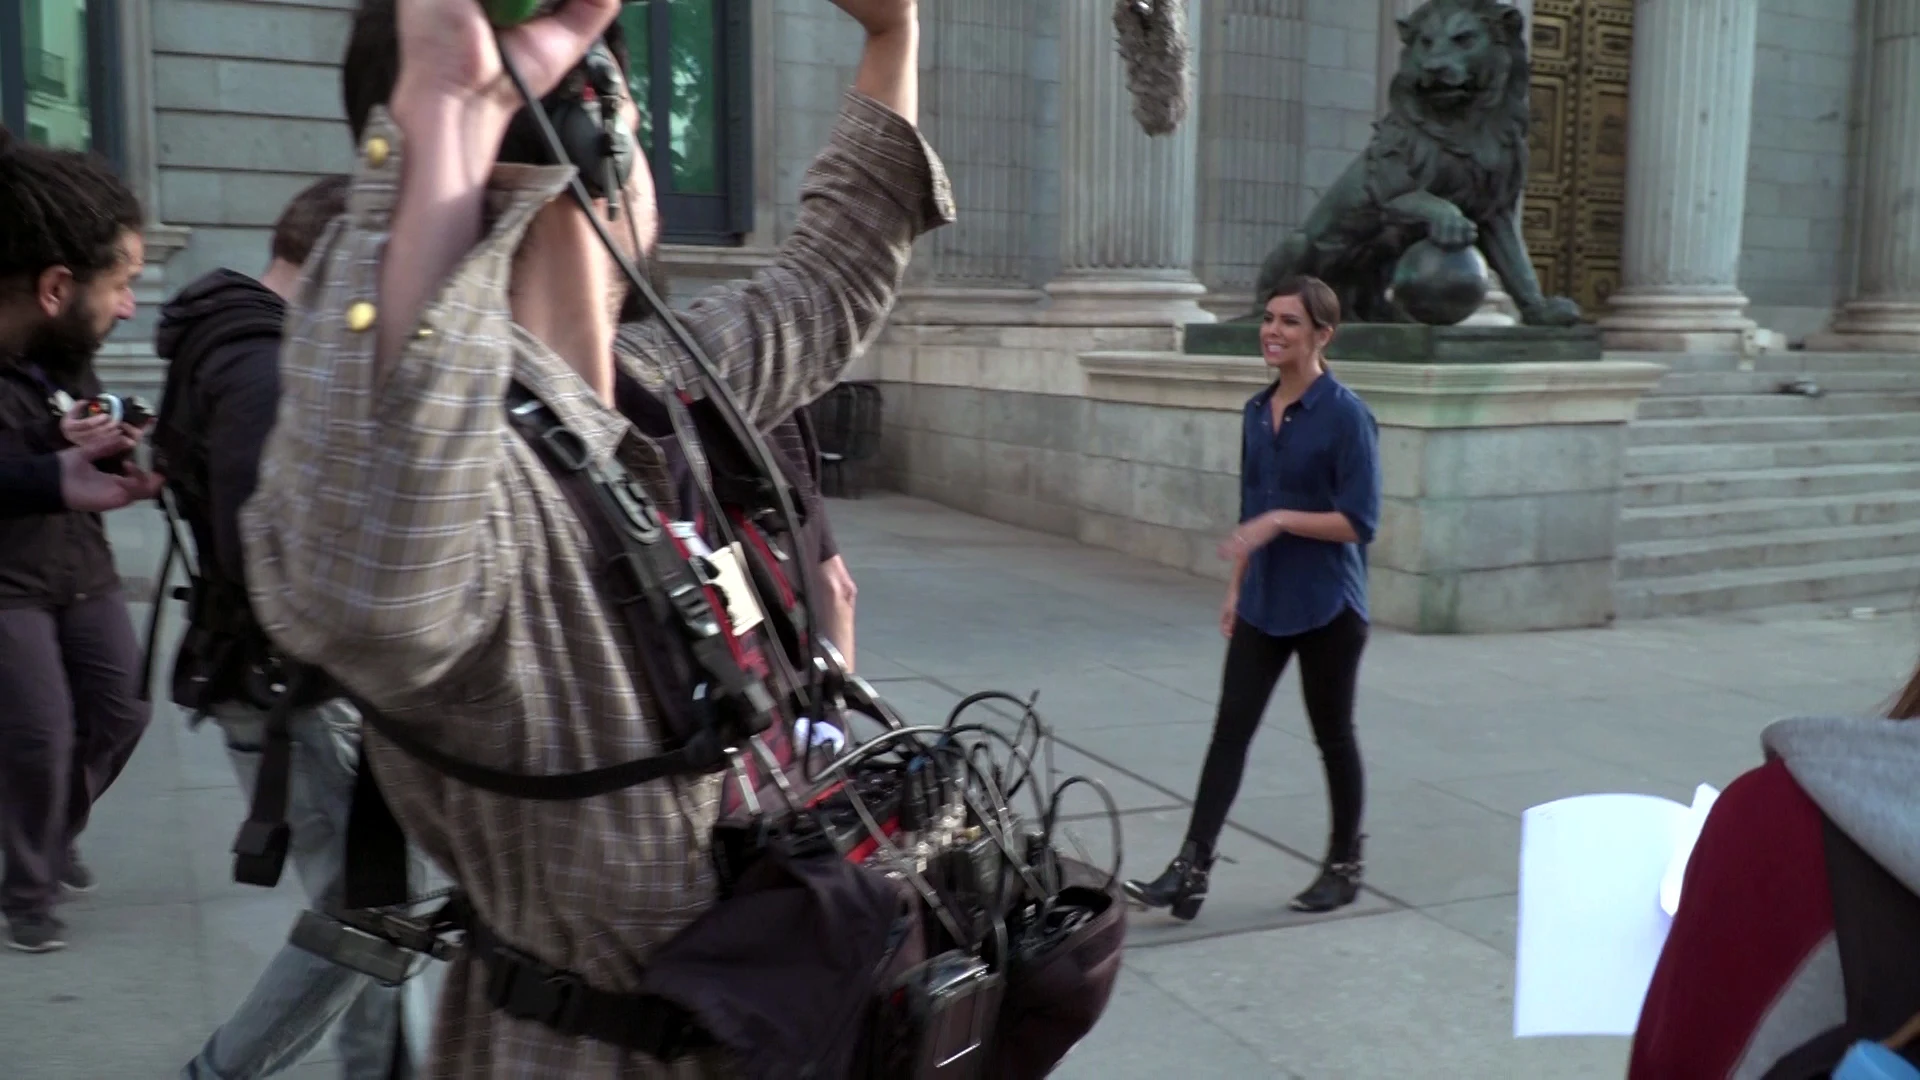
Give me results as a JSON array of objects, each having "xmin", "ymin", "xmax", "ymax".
[
  {"xmin": 1513, "ymin": 793, "xmax": 1687, "ymax": 1038},
  {"xmin": 1659, "ymin": 784, "xmax": 1721, "ymax": 917}
]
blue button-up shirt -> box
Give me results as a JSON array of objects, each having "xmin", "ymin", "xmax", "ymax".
[{"xmin": 1236, "ymin": 372, "xmax": 1382, "ymax": 637}]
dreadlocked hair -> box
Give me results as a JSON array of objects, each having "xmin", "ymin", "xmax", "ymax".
[{"xmin": 0, "ymin": 134, "xmax": 144, "ymax": 296}]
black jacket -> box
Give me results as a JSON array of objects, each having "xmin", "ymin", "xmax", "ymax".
[
  {"xmin": 0, "ymin": 357, "xmax": 118, "ymax": 608},
  {"xmin": 0, "ymin": 453, "xmax": 61, "ymax": 518},
  {"xmin": 152, "ymin": 269, "xmax": 294, "ymax": 709}
]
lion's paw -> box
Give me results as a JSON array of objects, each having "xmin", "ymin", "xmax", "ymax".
[{"xmin": 1520, "ymin": 297, "xmax": 1583, "ymax": 327}]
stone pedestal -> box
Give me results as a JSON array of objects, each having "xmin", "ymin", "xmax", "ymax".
[
  {"xmin": 1043, "ymin": 0, "xmax": 1213, "ymax": 326},
  {"xmin": 1598, "ymin": 0, "xmax": 1764, "ymax": 352},
  {"xmin": 1359, "ymin": 358, "xmax": 1665, "ymax": 633},
  {"xmin": 1808, "ymin": 0, "xmax": 1920, "ymax": 352},
  {"xmin": 1074, "ymin": 345, "xmax": 1664, "ymax": 633},
  {"xmin": 1183, "ymin": 322, "xmax": 1603, "ymax": 363}
]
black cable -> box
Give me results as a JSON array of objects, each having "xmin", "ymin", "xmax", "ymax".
[{"xmin": 494, "ymin": 39, "xmax": 825, "ymax": 730}]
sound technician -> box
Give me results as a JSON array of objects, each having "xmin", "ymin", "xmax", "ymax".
[{"xmin": 237, "ymin": 0, "xmax": 950, "ymax": 1071}]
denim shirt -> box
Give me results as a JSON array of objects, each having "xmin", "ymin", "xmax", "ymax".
[{"xmin": 1236, "ymin": 372, "xmax": 1382, "ymax": 637}]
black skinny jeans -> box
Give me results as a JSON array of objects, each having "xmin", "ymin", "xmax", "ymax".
[{"xmin": 1185, "ymin": 607, "xmax": 1369, "ymax": 861}]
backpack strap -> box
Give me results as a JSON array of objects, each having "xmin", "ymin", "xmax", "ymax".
[
  {"xmin": 337, "ymin": 382, "xmax": 783, "ymax": 805},
  {"xmin": 1763, "ymin": 815, "xmax": 1920, "ymax": 1078},
  {"xmin": 231, "ymin": 664, "xmax": 316, "ymax": 887}
]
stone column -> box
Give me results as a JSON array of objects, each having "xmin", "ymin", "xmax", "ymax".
[
  {"xmin": 1042, "ymin": 0, "xmax": 1213, "ymax": 326},
  {"xmin": 894, "ymin": 0, "xmax": 1047, "ymax": 324},
  {"xmin": 1598, "ymin": 0, "xmax": 1766, "ymax": 352},
  {"xmin": 1810, "ymin": 0, "xmax": 1920, "ymax": 352}
]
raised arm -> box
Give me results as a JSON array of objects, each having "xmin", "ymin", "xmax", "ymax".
[
  {"xmin": 238, "ymin": 0, "xmax": 622, "ymax": 699},
  {"xmin": 616, "ymin": 3, "xmax": 954, "ymax": 427}
]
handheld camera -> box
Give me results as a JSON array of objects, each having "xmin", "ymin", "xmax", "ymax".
[{"xmin": 79, "ymin": 393, "xmax": 154, "ymax": 473}]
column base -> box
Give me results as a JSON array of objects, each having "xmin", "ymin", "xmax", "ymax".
[
  {"xmin": 1597, "ymin": 287, "xmax": 1774, "ymax": 352},
  {"xmin": 892, "ymin": 286, "xmax": 1047, "ymax": 326},
  {"xmin": 1041, "ymin": 273, "xmax": 1216, "ymax": 327},
  {"xmin": 1804, "ymin": 300, "xmax": 1920, "ymax": 352}
]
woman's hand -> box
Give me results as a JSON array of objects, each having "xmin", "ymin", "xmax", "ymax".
[
  {"xmin": 1219, "ymin": 589, "xmax": 1238, "ymax": 640},
  {"xmin": 1217, "ymin": 510, "xmax": 1288, "ymax": 563}
]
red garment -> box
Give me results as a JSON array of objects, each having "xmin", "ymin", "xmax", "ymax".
[{"xmin": 1630, "ymin": 759, "xmax": 1835, "ymax": 1078}]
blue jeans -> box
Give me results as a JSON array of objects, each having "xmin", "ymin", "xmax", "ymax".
[{"xmin": 181, "ymin": 699, "xmax": 439, "ymax": 1080}]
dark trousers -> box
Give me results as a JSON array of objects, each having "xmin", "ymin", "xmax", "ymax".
[
  {"xmin": 0, "ymin": 591, "xmax": 153, "ymax": 916},
  {"xmin": 1185, "ymin": 608, "xmax": 1369, "ymax": 860}
]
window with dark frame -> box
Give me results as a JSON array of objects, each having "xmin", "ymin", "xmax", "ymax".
[
  {"xmin": 617, "ymin": 0, "xmax": 754, "ymax": 247},
  {"xmin": 0, "ymin": 0, "xmax": 122, "ymax": 171}
]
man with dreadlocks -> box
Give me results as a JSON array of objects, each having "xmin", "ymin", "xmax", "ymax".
[{"xmin": 0, "ymin": 127, "xmax": 157, "ymax": 953}]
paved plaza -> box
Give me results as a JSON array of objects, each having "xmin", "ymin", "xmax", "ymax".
[{"xmin": 4, "ymin": 494, "xmax": 1916, "ymax": 1078}]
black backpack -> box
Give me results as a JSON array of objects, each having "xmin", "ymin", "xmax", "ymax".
[{"xmin": 144, "ymin": 291, "xmax": 303, "ymax": 714}]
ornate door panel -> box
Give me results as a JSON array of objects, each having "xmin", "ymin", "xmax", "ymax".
[{"xmin": 1524, "ymin": 0, "xmax": 1633, "ymax": 316}]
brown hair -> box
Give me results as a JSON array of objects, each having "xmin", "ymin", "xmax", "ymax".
[
  {"xmin": 270, "ymin": 175, "xmax": 351, "ymax": 267},
  {"xmin": 1261, "ymin": 275, "xmax": 1342, "ymax": 332}
]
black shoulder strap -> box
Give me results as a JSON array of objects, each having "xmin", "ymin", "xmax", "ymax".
[
  {"xmin": 231, "ymin": 664, "xmax": 315, "ymax": 887},
  {"xmin": 1763, "ymin": 815, "xmax": 1920, "ymax": 1078},
  {"xmin": 327, "ymin": 382, "xmax": 781, "ymax": 805}
]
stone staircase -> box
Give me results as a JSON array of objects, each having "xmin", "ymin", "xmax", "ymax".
[{"xmin": 1614, "ymin": 350, "xmax": 1920, "ymax": 620}]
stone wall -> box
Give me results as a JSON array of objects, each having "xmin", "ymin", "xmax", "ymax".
[
  {"xmin": 1741, "ymin": 0, "xmax": 1862, "ymax": 341},
  {"xmin": 1193, "ymin": 0, "xmax": 1384, "ymax": 310},
  {"xmin": 878, "ymin": 381, "xmax": 1245, "ymax": 577},
  {"xmin": 150, "ymin": 0, "xmax": 357, "ymax": 293},
  {"xmin": 863, "ymin": 325, "xmax": 1662, "ymax": 632},
  {"xmin": 859, "ymin": 325, "xmax": 1251, "ymax": 576}
]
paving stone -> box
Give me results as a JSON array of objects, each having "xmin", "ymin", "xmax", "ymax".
[{"xmin": 9, "ymin": 493, "xmax": 1915, "ymax": 1077}]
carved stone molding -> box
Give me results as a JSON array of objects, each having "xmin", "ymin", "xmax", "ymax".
[{"xmin": 1079, "ymin": 349, "xmax": 1667, "ymax": 425}]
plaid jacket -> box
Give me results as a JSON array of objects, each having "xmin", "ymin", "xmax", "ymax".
[{"xmin": 238, "ymin": 91, "xmax": 952, "ymax": 1077}]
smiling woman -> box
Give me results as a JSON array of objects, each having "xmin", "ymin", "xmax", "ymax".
[{"xmin": 0, "ymin": 0, "xmax": 119, "ymax": 161}]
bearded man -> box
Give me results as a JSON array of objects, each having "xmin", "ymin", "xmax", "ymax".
[{"xmin": 0, "ymin": 129, "xmax": 157, "ymax": 953}]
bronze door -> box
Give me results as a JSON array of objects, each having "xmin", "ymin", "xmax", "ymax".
[{"xmin": 1523, "ymin": 0, "xmax": 1633, "ymax": 317}]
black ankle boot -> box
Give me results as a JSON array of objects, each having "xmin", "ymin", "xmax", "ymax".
[
  {"xmin": 1289, "ymin": 835, "xmax": 1364, "ymax": 914},
  {"xmin": 1123, "ymin": 839, "xmax": 1214, "ymax": 921}
]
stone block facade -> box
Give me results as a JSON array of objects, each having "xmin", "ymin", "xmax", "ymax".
[
  {"xmin": 1742, "ymin": 0, "xmax": 1861, "ymax": 340},
  {"xmin": 863, "ymin": 327, "xmax": 1664, "ymax": 633},
  {"xmin": 84, "ymin": 0, "xmax": 1894, "ymax": 368}
]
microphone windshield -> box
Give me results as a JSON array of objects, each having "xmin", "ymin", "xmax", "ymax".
[{"xmin": 1113, "ymin": 0, "xmax": 1192, "ymax": 137}]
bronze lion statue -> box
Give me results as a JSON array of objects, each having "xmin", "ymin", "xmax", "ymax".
[{"xmin": 1251, "ymin": 0, "xmax": 1581, "ymax": 326}]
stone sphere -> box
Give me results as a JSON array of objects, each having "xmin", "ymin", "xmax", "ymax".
[{"xmin": 1390, "ymin": 240, "xmax": 1491, "ymax": 325}]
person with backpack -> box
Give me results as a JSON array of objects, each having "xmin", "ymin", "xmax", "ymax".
[
  {"xmin": 1630, "ymin": 661, "xmax": 1920, "ymax": 1077},
  {"xmin": 237, "ymin": 0, "xmax": 949, "ymax": 1072},
  {"xmin": 152, "ymin": 175, "xmax": 435, "ymax": 1080}
]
